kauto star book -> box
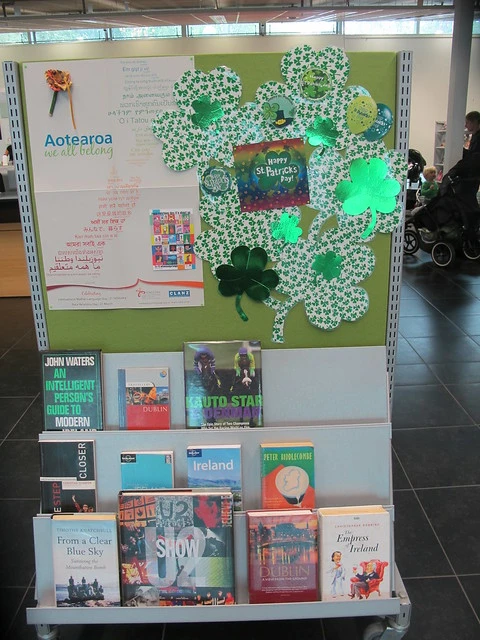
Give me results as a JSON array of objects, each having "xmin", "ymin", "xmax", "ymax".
[{"xmin": 183, "ymin": 340, "xmax": 262, "ymax": 428}]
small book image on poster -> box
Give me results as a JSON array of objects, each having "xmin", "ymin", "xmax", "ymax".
[
  {"xmin": 150, "ymin": 209, "xmax": 196, "ymax": 271},
  {"xmin": 247, "ymin": 509, "xmax": 318, "ymax": 604},
  {"xmin": 52, "ymin": 513, "xmax": 121, "ymax": 607},
  {"xmin": 41, "ymin": 350, "xmax": 103, "ymax": 431},
  {"xmin": 260, "ymin": 442, "xmax": 315, "ymax": 509},
  {"xmin": 187, "ymin": 444, "xmax": 243, "ymax": 511},
  {"xmin": 120, "ymin": 451, "xmax": 174, "ymax": 490},
  {"xmin": 317, "ymin": 505, "xmax": 391, "ymax": 602},
  {"xmin": 40, "ymin": 439, "xmax": 97, "ymax": 514},
  {"xmin": 118, "ymin": 367, "xmax": 170, "ymax": 430},
  {"xmin": 183, "ymin": 340, "xmax": 262, "ymax": 429}
]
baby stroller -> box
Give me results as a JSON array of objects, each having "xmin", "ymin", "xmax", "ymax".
[{"xmin": 404, "ymin": 153, "xmax": 480, "ymax": 267}]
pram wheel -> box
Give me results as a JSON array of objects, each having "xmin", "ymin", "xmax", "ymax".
[
  {"xmin": 431, "ymin": 241, "xmax": 455, "ymax": 267},
  {"xmin": 403, "ymin": 226, "xmax": 419, "ymax": 255},
  {"xmin": 462, "ymin": 240, "xmax": 480, "ymax": 261}
]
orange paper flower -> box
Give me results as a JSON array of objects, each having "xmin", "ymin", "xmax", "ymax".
[{"xmin": 45, "ymin": 69, "xmax": 76, "ymax": 129}]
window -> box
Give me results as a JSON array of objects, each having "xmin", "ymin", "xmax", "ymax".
[
  {"xmin": 187, "ymin": 23, "xmax": 258, "ymax": 37},
  {"xmin": 0, "ymin": 32, "xmax": 30, "ymax": 44},
  {"xmin": 344, "ymin": 20, "xmax": 416, "ymax": 35},
  {"xmin": 267, "ymin": 21, "xmax": 337, "ymax": 36},
  {"xmin": 34, "ymin": 29, "xmax": 106, "ymax": 43},
  {"xmin": 110, "ymin": 26, "xmax": 181, "ymax": 40},
  {"xmin": 418, "ymin": 19, "xmax": 453, "ymax": 35}
]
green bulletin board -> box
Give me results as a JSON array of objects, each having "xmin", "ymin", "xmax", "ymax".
[{"xmin": 25, "ymin": 50, "xmax": 401, "ymax": 353}]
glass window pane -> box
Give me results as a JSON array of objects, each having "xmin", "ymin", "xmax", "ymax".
[
  {"xmin": 34, "ymin": 29, "xmax": 106, "ymax": 43},
  {"xmin": 187, "ymin": 23, "xmax": 258, "ymax": 37},
  {"xmin": 344, "ymin": 20, "xmax": 416, "ymax": 35},
  {"xmin": 110, "ymin": 26, "xmax": 181, "ymax": 40},
  {"xmin": 0, "ymin": 32, "xmax": 29, "ymax": 44},
  {"xmin": 267, "ymin": 21, "xmax": 336, "ymax": 36},
  {"xmin": 472, "ymin": 19, "xmax": 480, "ymax": 36},
  {"xmin": 418, "ymin": 19, "xmax": 453, "ymax": 35}
]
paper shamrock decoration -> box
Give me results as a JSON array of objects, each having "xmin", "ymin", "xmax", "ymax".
[{"xmin": 216, "ymin": 246, "xmax": 279, "ymax": 322}]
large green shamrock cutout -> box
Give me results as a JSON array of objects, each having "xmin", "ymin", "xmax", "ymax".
[
  {"xmin": 271, "ymin": 212, "xmax": 302, "ymax": 244},
  {"xmin": 191, "ymin": 95, "xmax": 224, "ymax": 130},
  {"xmin": 216, "ymin": 246, "xmax": 279, "ymax": 322},
  {"xmin": 335, "ymin": 157, "xmax": 400, "ymax": 239},
  {"xmin": 312, "ymin": 251, "xmax": 343, "ymax": 282},
  {"xmin": 306, "ymin": 116, "xmax": 339, "ymax": 149}
]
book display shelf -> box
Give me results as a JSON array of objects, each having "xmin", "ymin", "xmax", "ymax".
[{"xmin": 3, "ymin": 49, "xmax": 413, "ymax": 640}]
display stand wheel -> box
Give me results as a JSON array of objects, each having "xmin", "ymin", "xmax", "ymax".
[
  {"xmin": 462, "ymin": 240, "xmax": 480, "ymax": 261},
  {"xmin": 431, "ymin": 241, "xmax": 455, "ymax": 267},
  {"xmin": 35, "ymin": 625, "xmax": 60, "ymax": 640},
  {"xmin": 363, "ymin": 620, "xmax": 386, "ymax": 640},
  {"xmin": 403, "ymin": 226, "xmax": 419, "ymax": 255}
]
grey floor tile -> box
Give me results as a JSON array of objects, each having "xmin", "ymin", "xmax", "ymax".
[
  {"xmin": 0, "ymin": 396, "xmax": 37, "ymax": 440},
  {"xmin": 393, "ymin": 363, "xmax": 437, "ymax": 386},
  {"xmin": 398, "ymin": 314, "xmax": 464, "ymax": 339},
  {"xmin": 446, "ymin": 383, "xmax": 480, "ymax": 423},
  {"xmin": 0, "ymin": 440, "xmax": 40, "ymax": 499},
  {"xmin": 392, "ymin": 385, "xmax": 473, "ymax": 429},
  {"xmin": 405, "ymin": 336, "xmax": 480, "ymax": 364},
  {"xmin": 459, "ymin": 575, "xmax": 480, "ymax": 621},
  {"xmin": 0, "ymin": 499, "xmax": 37, "ymax": 586},
  {"xmin": 428, "ymin": 362, "xmax": 480, "ymax": 384}
]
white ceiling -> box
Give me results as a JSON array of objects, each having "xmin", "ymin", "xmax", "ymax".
[{"xmin": 0, "ymin": 1, "xmax": 469, "ymax": 33}]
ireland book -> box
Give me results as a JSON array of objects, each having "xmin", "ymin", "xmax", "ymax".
[
  {"xmin": 247, "ymin": 509, "xmax": 318, "ymax": 604},
  {"xmin": 120, "ymin": 450, "xmax": 174, "ymax": 491},
  {"xmin": 184, "ymin": 340, "xmax": 263, "ymax": 428},
  {"xmin": 41, "ymin": 350, "xmax": 103, "ymax": 431},
  {"xmin": 40, "ymin": 439, "xmax": 97, "ymax": 513},
  {"xmin": 317, "ymin": 505, "xmax": 391, "ymax": 602},
  {"xmin": 118, "ymin": 367, "xmax": 170, "ymax": 430},
  {"xmin": 260, "ymin": 442, "xmax": 315, "ymax": 509},
  {"xmin": 187, "ymin": 444, "xmax": 243, "ymax": 511},
  {"xmin": 52, "ymin": 512, "xmax": 121, "ymax": 607},
  {"xmin": 119, "ymin": 489, "xmax": 235, "ymax": 606}
]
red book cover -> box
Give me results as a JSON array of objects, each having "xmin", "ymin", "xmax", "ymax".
[
  {"xmin": 118, "ymin": 367, "xmax": 170, "ymax": 430},
  {"xmin": 247, "ymin": 509, "xmax": 318, "ymax": 604}
]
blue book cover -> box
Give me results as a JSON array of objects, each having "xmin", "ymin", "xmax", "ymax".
[
  {"xmin": 120, "ymin": 451, "xmax": 174, "ymax": 490},
  {"xmin": 187, "ymin": 444, "xmax": 242, "ymax": 511}
]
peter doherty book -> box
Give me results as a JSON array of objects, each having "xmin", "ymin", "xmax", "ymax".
[
  {"xmin": 317, "ymin": 505, "xmax": 391, "ymax": 602},
  {"xmin": 40, "ymin": 439, "xmax": 97, "ymax": 514},
  {"xmin": 52, "ymin": 512, "xmax": 121, "ymax": 607},
  {"xmin": 260, "ymin": 442, "xmax": 315, "ymax": 509},
  {"xmin": 247, "ymin": 509, "xmax": 318, "ymax": 604},
  {"xmin": 118, "ymin": 367, "xmax": 170, "ymax": 430},
  {"xmin": 120, "ymin": 451, "xmax": 174, "ymax": 491},
  {"xmin": 119, "ymin": 490, "xmax": 235, "ymax": 606},
  {"xmin": 41, "ymin": 350, "xmax": 103, "ymax": 431},
  {"xmin": 187, "ymin": 444, "xmax": 243, "ymax": 511},
  {"xmin": 184, "ymin": 340, "xmax": 263, "ymax": 428}
]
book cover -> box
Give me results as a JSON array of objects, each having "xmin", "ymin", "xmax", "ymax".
[
  {"xmin": 247, "ymin": 509, "xmax": 318, "ymax": 604},
  {"xmin": 184, "ymin": 340, "xmax": 263, "ymax": 428},
  {"xmin": 120, "ymin": 451, "xmax": 174, "ymax": 491},
  {"xmin": 118, "ymin": 367, "xmax": 170, "ymax": 430},
  {"xmin": 317, "ymin": 505, "xmax": 391, "ymax": 602},
  {"xmin": 187, "ymin": 444, "xmax": 243, "ymax": 511},
  {"xmin": 41, "ymin": 350, "xmax": 103, "ymax": 431},
  {"xmin": 40, "ymin": 439, "xmax": 97, "ymax": 514},
  {"xmin": 52, "ymin": 512, "xmax": 121, "ymax": 607},
  {"xmin": 119, "ymin": 490, "xmax": 235, "ymax": 606},
  {"xmin": 260, "ymin": 442, "xmax": 315, "ymax": 509}
]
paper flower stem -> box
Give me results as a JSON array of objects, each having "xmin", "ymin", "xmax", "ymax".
[
  {"xmin": 268, "ymin": 297, "xmax": 298, "ymax": 343},
  {"xmin": 67, "ymin": 86, "xmax": 76, "ymax": 130},
  {"xmin": 361, "ymin": 208, "xmax": 377, "ymax": 239},
  {"xmin": 235, "ymin": 294, "xmax": 248, "ymax": 322},
  {"xmin": 49, "ymin": 91, "xmax": 58, "ymax": 116}
]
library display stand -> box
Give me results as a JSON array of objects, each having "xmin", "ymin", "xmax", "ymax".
[{"xmin": 3, "ymin": 49, "xmax": 413, "ymax": 640}]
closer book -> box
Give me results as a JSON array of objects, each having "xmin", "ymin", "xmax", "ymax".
[
  {"xmin": 187, "ymin": 444, "xmax": 243, "ymax": 511},
  {"xmin": 317, "ymin": 505, "xmax": 391, "ymax": 602},
  {"xmin": 40, "ymin": 439, "xmax": 97, "ymax": 514},
  {"xmin": 183, "ymin": 340, "xmax": 263, "ymax": 428},
  {"xmin": 118, "ymin": 367, "xmax": 170, "ymax": 430},
  {"xmin": 41, "ymin": 350, "xmax": 103, "ymax": 431},
  {"xmin": 119, "ymin": 490, "xmax": 235, "ymax": 606},
  {"xmin": 247, "ymin": 509, "xmax": 318, "ymax": 604},
  {"xmin": 260, "ymin": 442, "xmax": 315, "ymax": 509},
  {"xmin": 120, "ymin": 450, "xmax": 174, "ymax": 490},
  {"xmin": 52, "ymin": 513, "xmax": 121, "ymax": 607}
]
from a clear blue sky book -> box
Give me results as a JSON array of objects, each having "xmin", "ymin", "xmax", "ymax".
[
  {"xmin": 52, "ymin": 513, "xmax": 121, "ymax": 607},
  {"xmin": 118, "ymin": 367, "xmax": 170, "ymax": 430},
  {"xmin": 187, "ymin": 444, "xmax": 243, "ymax": 511},
  {"xmin": 317, "ymin": 505, "xmax": 391, "ymax": 602},
  {"xmin": 120, "ymin": 450, "xmax": 174, "ymax": 490}
]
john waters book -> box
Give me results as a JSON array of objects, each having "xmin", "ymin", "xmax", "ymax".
[{"xmin": 183, "ymin": 341, "xmax": 263, "ymax": 428}]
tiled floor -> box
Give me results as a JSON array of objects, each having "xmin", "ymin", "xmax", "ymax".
[{"xmin": 1, "ymin": 249, "xmax": 480, "ymax": 639}]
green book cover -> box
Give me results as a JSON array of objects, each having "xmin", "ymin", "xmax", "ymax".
[{"xmin": 261, "ymin": 442, "xmax": 315, "ymax": 509}]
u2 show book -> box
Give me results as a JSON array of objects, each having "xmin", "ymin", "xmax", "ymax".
[
  {"xmin": 41, "ymin": 350, "xmax": 103, "ymax": 431},
  {"xmin": 52, "ymin": 513, "xmax": 121, "ymax": 607},
  {"xmin": 118, "ymin": 490, "xmax": 235, "ymax": 606},
  {"xmin": 118, "ymin": 367, "xmax": 170, "ymax": 430},
  {"xmin": 40, "ymin": 439, "xmax": 97, "ymax": 514},
  {"xmin": 183, "ymin": 340, "xmax": 263, "ymax": 428}
]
